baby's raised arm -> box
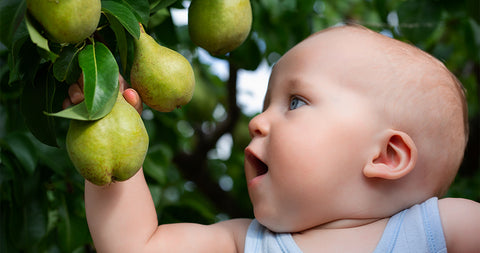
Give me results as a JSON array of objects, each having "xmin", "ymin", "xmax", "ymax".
[
  {"xmin": 66, "ymin": 77, "xmax": 250, "ymax": 252},
  {"xmin": 85, "ymin": 169, "xmax": 249, "ymax": 252},
  {"xmin": 439, "ymin": 198, "xmax": 480, "ymax": 253}
]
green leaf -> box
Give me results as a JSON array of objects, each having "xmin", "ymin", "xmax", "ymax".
[
  {"xmin": 105, "ymin": 12, "xmax": 128, "ymax": 73},
  {"xmin": 4, "ymin": 132, "xmax": 38, "ymax": 175},
  {"xmin": 397, "ymin": 0, "xmax": 442, "ymax": 44},
  {"xmin": 149, "ymin": 10, "xmax": 178, "ymax": 47},
  {"xmin": 8, "ymin": 35, "xmax": 41, "ymax": 86},
  {"xmin": 22, "ymin": 196, "xmax": 48, "ymax": 245},
  {"xmin": 468, "ymin": 18, "xmax": 480, "ymax": 62},
  {"xmin": 21, "ymin": 65, "xmax": 58, "ymax": 147},
  {"xmin": 102, "ymin": 0, "xmax": 140, "ymax": 39},
  {"xmin": 150, "ymin": 0, "xmax": 179, "ymax": 13},
  {"xmin": 78, "ymin": 42, "xmax": 119, "ymax": 119},
  {"xmin": 143, "ymin": 144, "xmax": 173, "ymax": 185},
  {"xmin": 0, "ymin": 0, "xmax": 26, "ymax": 48},
  {"xmin": 372, "ymin": 0, "xmax": 388, "ymax": 23},
  {"xmin": 122, "ymin": 0, "xmax": 150, "ymax": 25},
  {"xmin": 229, "ymin": 36, "xmax": 262, "ymax": 71},
  {"xmin": 48, "ymin": 42, "xmax": 119, "ymax": 121},
  {"xmin": 7, "ymin": 35, "xmax": 28, "ymax": 84},
  {"xmin": 47, "ymin": 90, "xmax": 119, "ymax": 121},
  {"xmin": 46, "ymin": 100, "xmax": 87, "ymax": 121},
  {"xmin": 53, "ymin": 45, "xmax": 81, "ymax": 83},
  {"xmin": 25, "ymin": 14, "xmax": 56, "ymax": 60}
]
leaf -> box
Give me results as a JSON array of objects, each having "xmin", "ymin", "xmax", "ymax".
[
  {"xmin": 150, "ymin": 0, "xmax": 179, "ymax": 13},
  {"xmin": 47, "ymin": 91, "xmax": 119, "ymax": 121},
  {"xmin": 105, "ymin": 12, "xmax": 128, "ymax": 73},
  {"xmin": 468, "ymin": 18, "xmax": 480, "ymax": 62},
  {"xmin": 229, "ymin": 36, "xmax": 262, "ymax": 71},
  {"xmin": 143, "ymin": 144, "xmax": 174, "ymax": 185},
  {"xmin": 7, "ymin": 35, "xmax": 28, "ymax": 84},
  {"xmin": 46, "ymin": 101, "xmax": 88, "ymax": 121},
  {"xmin": 397, "ymin": 0, "xmax": 442, "ymax": 43},
  {"xmin": 150, "ymin": 10, "xmax": 178, "ymax": 47},
  {"xmin": 122, "ymin": 0, "xmax": 150, "ymax": 24},
  {"xmin": 21, "ymin": 65, "xmax": 58, "ymax": 147},
  {"xmin": 102, "ymin": 0, "xmax": 140, "ymax": 39},
  {"xmin": 8, "ymin": 35, "xmax": 41, "ymax": 85},
  {"xmin": 53, "ymin": 45, "xmax": 81, "ymax": 83},
  {"xmin": 48, "ymin": 42, "xmax": 119, "ymax": 121},
  {"xmin": 22, "ymin": 196, "xmax": 48, "ymax": 245},
  {"xmin": 4, "ymin": 132, "xmax": 38, "ymax": 175},
  {"xmin": 78, "ymin": 42, "xmax": 119, "ymax": 119},
  {"xmin": 372, "ymin": 0, "xmax": 388, "ymax": 22},
  {"xmin": 0, "ymin": 0, "xmax": 26, "ymax": 48},
  {"xmin": 25, "ymin": 14, "xmax": 58, "ymax": 62},
  {"xmin": 466, "ymin": 0, "xmax": 480, "ymax": 23},
  {"xmin": 13, "ymin": 169, "xmax": 48, "ymax": 247}
]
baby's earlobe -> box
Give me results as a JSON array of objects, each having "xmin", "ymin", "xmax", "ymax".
[{"xmin": 363, "ymin": 130, "xmax": 417, "ymax": 180}]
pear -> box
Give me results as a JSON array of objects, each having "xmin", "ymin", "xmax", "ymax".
[
  {"xmin": 66, "ymin": 92, "xmax": 149, "ymax": 186},
  {"xmin": 188, "ymin": 0, "xmax": 252, "ymax": 56},
  {"xmin": 130, "ymin": 25, "xmax": 195, "ymax": 112},
  {"xmin": 27, "ymin": 0, "xmax": 101, "ymax": 44}
]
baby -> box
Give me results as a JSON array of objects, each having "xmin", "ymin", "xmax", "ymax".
[{"xmin": 65, "ymin": 24, "xmax": 480, "ymax": 252}]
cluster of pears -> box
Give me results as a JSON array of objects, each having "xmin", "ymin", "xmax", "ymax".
[
  {"xmin": 30, "ymin": 0, "xmax": 253, "ymax": 185},
  {"xmin": 65, "ymin": 23, "xmax": 197, "ymax": 185},
  {"xmin": 27, "ymin": 0, "xmax": 101, "ymax": 43}
]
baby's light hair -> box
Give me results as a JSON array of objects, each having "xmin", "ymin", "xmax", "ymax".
[{"xmin": 306, "ymin": 25, "xmax": 469, "ymax": 197}]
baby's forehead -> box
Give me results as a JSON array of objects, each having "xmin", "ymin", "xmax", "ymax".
[
  {"xmin": 262, "ymin": 25, "xmax": 457, "ymax": 106},
  {"xmin": 304, "ymin": 26, "xmax": 450, "ymax": 84}
]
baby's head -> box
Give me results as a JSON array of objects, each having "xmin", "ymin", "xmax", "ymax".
[{"xmin": 245, "ymin": 24, "xmax": 468, "ymax": 232}]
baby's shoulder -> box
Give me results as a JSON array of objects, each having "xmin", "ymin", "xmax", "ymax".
[{"xmin": 437, "ymin": 197, "xmax": 480, "ymax": 253}]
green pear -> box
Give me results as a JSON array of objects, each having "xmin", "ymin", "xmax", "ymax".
[
  {"xmin": 27, "ymin": 0, "xmax": 101, "ymax": 44},
  {"xmin": 188, "ymin": 0, "xmax": 252, "ymax": 56},
  {"xmin": 130, "ymin": 24, "xmax": 195, "ymax": 112},
  {"xmin": 66, "ymin": 92, "xmax": 149, "ymax": 186}
]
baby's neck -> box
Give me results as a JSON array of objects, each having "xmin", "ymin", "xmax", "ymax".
[
  {"xmin": 292, "ymin": 217, "xmax": 389, "ymax": 253},
  {"xmin": 307, "ymin": 217, "xmax": 386, "ymax": 231}
]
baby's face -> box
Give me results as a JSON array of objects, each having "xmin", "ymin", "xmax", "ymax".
[{"xmin": 244, "ymin": 29, "xmax": 386, "ymax": 232}]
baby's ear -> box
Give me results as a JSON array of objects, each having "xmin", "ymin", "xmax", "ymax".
[{"xmin": 363, "ymin": 130, "xmax": 417, "ymax": 180}]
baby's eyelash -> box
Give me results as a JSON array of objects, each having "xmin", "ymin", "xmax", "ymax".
[{"xmin": 289, "ymin": 95, "xmax": 308, "ymax": 110}]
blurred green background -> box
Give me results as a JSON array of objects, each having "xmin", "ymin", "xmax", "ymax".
[{"xmin": 1, "ymin": 0, "xmax": 479, "ymax": 252}]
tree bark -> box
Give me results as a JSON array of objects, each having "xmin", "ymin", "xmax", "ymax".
[{"xmin": 173, "ymin": 61, "xmax": 247, "ymax": 218}]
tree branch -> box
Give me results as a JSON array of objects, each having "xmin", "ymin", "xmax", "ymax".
[
  {"xmin": 173, "ymin": 61, "xmax": 246, "ymax": 218},
  {"xmin": 459, "ymin": 62, "xmax": 480, "ymax": 181}
]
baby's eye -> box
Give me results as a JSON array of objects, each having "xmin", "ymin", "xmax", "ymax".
[{"xmin": 289, "ymin": 96, "xmax": 307, "ymax": 110}]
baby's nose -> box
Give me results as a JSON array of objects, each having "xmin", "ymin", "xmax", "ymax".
[{"xmin": 248, "ymin": 112, "xmax": 270, "ymax": 138}]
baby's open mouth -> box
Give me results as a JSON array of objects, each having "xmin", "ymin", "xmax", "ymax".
[{"xmin": 246, "ymin": 151, "xmax": 268, "ymax": 178}]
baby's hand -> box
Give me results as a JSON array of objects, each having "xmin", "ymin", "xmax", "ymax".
[{"xmin": 62, "ymin": 74, "xmax": 143, "ymax": 114}]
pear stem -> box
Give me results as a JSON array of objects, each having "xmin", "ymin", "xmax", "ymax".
[{"xmin": 138, "ymin": 23, "xmax": 146, "ymax": 34}]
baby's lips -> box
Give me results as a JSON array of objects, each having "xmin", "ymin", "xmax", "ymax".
[{"xmin": 244, "ymin": 148, "xmax": 269, "ymax": 183}]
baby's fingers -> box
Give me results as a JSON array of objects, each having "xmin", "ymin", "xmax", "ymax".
[
  {"xmin": 62, "ymin": 82, "xmax": 84, "ymax": 109},
  {"xmin": 119, "ymin": 75, "xmax": 143, "ymax": 114},
  {"xmin": 68, "ymin": 82, "xmax": 84, "ymax": 104},
  {"xmin": 62, "ymin": 74, "xmax": 142, "ymax": 114},
  {"xmin": 123, "ymin": 88, "xmax": 143, "ymax": 114}
]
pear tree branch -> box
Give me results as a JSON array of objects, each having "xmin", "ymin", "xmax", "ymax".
[
  {"xmin": 173, "ymin": 61, "xmax": 245, "ymax": 218},
  {"xmin": 459, "ymin": 62, "xmax": 480, "ymax": 182}
]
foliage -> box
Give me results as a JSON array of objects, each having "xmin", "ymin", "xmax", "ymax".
[{"xmin": 0, "ymin": 0, "xmax": 478, "ymax": 252}]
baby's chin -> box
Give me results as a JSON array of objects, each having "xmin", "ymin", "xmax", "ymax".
[{"xmin": 254, "ymin": 211, "xmax": 304, "ymax": 233}]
